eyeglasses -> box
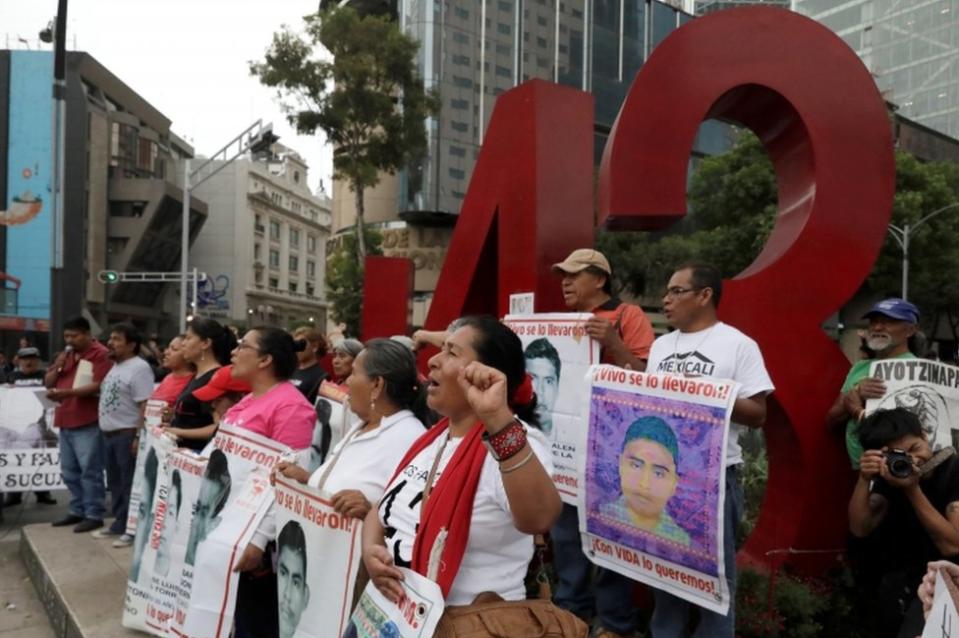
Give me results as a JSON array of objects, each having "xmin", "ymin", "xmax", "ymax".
[
  {"xmin": 236, "ymin": 342, "xmax": 263, "ymax": 355},
  {"xmin": 664, "ymin": 286, "xmax": 704, "ymax": 298}
]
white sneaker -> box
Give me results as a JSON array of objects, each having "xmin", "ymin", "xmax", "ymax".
[
  {"xmin": 91, "ymin": 529, "xmax": 121, "ymax": 539},
  {"xmin": 112, "ymin": 534, "xmax": 134, "ymax": 548}
]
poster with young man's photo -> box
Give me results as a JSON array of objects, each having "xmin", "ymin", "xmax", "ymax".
[
  {"xmin": 578, "ymin": 365, "xmax": 739, "ymax": 615},
  {"xmin": 273, "ymin": 476, "xmax": 363, "ymax": 638},
  {"xmin": 503, "ymin": 313, "xmax": 599, "ymax": 504},
  {"xmin": 171, "ymin": 423, "xmax": 288, "ymax": 638}
]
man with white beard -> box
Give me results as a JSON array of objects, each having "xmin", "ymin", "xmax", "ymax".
[{"xmin": 827, "ymin": 298, "xmax": 920, "ymax": 468}]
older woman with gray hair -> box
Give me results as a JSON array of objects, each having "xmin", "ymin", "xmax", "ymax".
[{"xmin": 331, "ymin": 338, "xmax": 363, "ymax": 385}]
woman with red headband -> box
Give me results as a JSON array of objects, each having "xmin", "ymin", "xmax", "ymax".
[{"xmin": 362, "ymin": 315, "xmax": 563, "ymax": 607}]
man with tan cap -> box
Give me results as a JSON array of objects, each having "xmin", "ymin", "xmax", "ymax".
[
  {"xmin": 552, "ymin": 248, "xmax": 653, "ymax": 370},
  {"xmin": 550, "ymin": 247, "xmax": 654, "ymax": 638}
]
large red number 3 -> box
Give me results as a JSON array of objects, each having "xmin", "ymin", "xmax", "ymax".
[
  {"xmin": 365, "ymin": 7, "xmax": 895, "ymax": 570},
  {"xmin": 599, "ymin": 7, "xmax": 894, "ymax": 568}
]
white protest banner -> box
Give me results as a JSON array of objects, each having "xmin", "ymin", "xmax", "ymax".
[
  {"xmin": 349, "ymin": 568, "xmax": 444, "ymax": 638},
  {"xmin": 274, "ymin": 476, "xmax": 363, "ymax": 638},
  {"xmin": 867, "ymin": 359, "xmax": 959, "ymax": 452},
  {"xmin": 0, "ymin": 387, "xmax": 60, "ymax": 492},
  {"xmin": 171, "ymin": 423, "xmax": 289, "ymax": 638},
  {"xmin": 503, "ymin": 313, "xmax": 600, "ymax": 504},
  {"xmin": 124, "ymin": 426, "xmax": 180, "ymax": 635},
  {"xmin": 127, "ymin": 405, "xmax": 171, "ymax": 535},
  {"xmin": 922, "ymin": 568, "xmax": 959, "ymax": 638},
  {"xmin": 578, "ymin": 365, "xmax": 739, "ymax": 614}
]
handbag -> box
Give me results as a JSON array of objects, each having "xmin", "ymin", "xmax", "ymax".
[
  {"xmin": 433, "ymin": 598, "xmax": 589, "ymax": 638},
  {"xmin": 432, "ymin": 536, "xmax": 588, "ymax": 638}
]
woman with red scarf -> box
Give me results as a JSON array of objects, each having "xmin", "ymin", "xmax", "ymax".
[{"xmin": 362, "ymin": 315, "xmax": 563, "ymax": 606}]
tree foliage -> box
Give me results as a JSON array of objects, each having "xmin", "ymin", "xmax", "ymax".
[
  {"xmin": 251, "ymin": 7, "xmax": 439, "ymax": 263},
  {"xmin": 325, "ymin": 229, "xmax": 382, "ymax": 338},
  {"xmin": 599, "ymin": 129, "xmax": 959, "ymax": 339}
]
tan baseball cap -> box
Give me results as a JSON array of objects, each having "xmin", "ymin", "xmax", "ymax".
[{"xmin": 552, "ymin": 249, "xmax": 611, "ymax": 275}]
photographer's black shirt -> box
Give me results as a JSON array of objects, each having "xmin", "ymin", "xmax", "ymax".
[{"xmin": 871, "ymin": 454, "xmax": 959, "ymax": 580}]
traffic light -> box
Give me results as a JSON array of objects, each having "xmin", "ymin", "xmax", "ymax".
[{"xmin": 98, "ymin": 270, "xmax": 120, "ymax": 284}]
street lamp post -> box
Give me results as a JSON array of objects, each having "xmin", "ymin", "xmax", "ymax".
[
  {"xmin": 887, "ymin": 202, "xmax": 959, "ymax": 302},
  {"xmin": 179, "ymin": 120, "xmax": 278, "ymax": 332}
]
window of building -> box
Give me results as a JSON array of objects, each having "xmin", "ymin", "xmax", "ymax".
[
  {"xmin": 289, "ymin": 255, "xmax": 299, "ymax": 271},
  {"xmin": 537, "ymin": 15, "xmax": 548, "ymax": 26},
  {"xmin": 255, "ymin": 214, "xmax": 265, "ymax": 234},
  {"xmin": 269, "ymin": 248, "xmax": 280, "ymax": 269},
  {"xmin": 498, "ymin": 0, "xmax": 511, "ymax": 11},
  {"xmin": 293, "ymin": 170, "xmax": 300, "ymax": 184},
  {"xmin": 254, "ymin": 243, "xmax": 262, "ymax": 260},
  {"xmin": 290, "ymin": 227, "xmax": 300, "ymax": 247},
  {"xmin": 451, "ymin": 121, "xmax": 469, "ymax": 132},
  {"xmin": 449, "ymin": 145, "xmax": 466, "ymax": 157},
  {"xmin": 289, "ymin": 280, "xmax": 299, "ymax": 293},
  {"xmin": 496, "ymin": 43, "xmax": 511, "ymax": 55},
  {"xmin": 537, "ymin": 37, "xmax": 548, "ymax": 48},
  {"xmin": 497, "ymin": 23, "xmax": 511, "ymax": 35},
  {"xmin": 269, "ymin": 220, "xmax": 281, "ymax": 241},
  {"xmin": 451, "ymin": 98, "xmax": 469, "ymax": 110},
  {"xmin": 307, "ymin": 234, "xmax": 317, "ymax": 253},
  {"xmin": 495, "ymin": 65, "xmax": 511, "ymax": 78},
  {"xmin": 255, "ymin": 269, "xmax": 263, "ymax": 284},
  {"xmin": 307, "ymin": 260, "xmax": 316, "ymax": 278},
  {"xmin": 306, "ymin": 282, "xmax": 315, "ymax": 297},
  {"xmin": 453, "ymin": 75, "xmax": 473, "ymax": 89},
  {"xmin": 269, "ymin": 276, "xmax": 279, "ymax": 289},
  {"xmin": 453, "ymin": 31, "xmax": 468, "ymax": 44},
  {"xmin": 449, "ymin": 167, "xmax": 466, "ymax": 179},
  {"xmin": 454, "ymin": 6, "xmax": 469, "ymax": 19},
  {"xmin": 452, "ymin": 54, "xmax": 470, "ymax": 66}
]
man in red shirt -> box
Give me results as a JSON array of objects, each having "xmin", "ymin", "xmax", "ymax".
[
  {"xmin": 550, "ymin": 248, "xmax": 655, "ymax": 638},
  {"xmin": 44, "ymin": 317, "xmax": 113, "ymax": 533}
]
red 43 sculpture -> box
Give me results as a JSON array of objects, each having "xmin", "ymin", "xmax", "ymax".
[{"xmin": 363, "ymin": 7, "xmax": 894, "ymax": 570}]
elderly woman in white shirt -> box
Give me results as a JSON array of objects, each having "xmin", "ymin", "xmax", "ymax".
[{"xmin": 273, "ymin": 338, "xmax": 429, "ymax": 518}]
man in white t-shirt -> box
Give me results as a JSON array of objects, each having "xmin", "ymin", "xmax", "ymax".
[
  {"xmin": 92, "ymin": 323, "xmax": 155, "ymax": 547},
  {"xmin": 646, "ymin": 263, "xmax": 774, "ymax": 638}
]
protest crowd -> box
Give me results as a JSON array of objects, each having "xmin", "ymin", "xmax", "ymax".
[{"xmin": 4, "ymin": 248, "xmax": 959, "ymax": 638}]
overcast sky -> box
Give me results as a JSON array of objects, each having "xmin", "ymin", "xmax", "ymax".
[{"xmin": 4, "ymin": 0, "xmax": 333, "ymax": 193}]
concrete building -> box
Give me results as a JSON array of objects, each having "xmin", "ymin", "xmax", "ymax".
[
  {"xmin": 792, "ymin": 0, "xmax": 959, "ymax": 141},
  {"xmin": 0, "ymin": 50, "xmax": 207, "ymax": 352},
  {"xmin": 189, "ymin": 144, "xmax": 332, "ymax": 331}
]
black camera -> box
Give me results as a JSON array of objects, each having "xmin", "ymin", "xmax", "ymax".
[{"xmin": 885, "ymin": 449, "xmax": 914, "ymax": 479}]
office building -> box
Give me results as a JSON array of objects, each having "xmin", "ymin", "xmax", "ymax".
[
  {"xmin": 793, "ymin": 0, "xmax": 959, "ymax": 141},
  {"xmin": 0, "ymin": 50, "xmax": 207, "ymax": 350}
]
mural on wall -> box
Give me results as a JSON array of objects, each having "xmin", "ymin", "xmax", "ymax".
[
  {"xmin": 0, "ymin": 166, "xmax": 43, "ymax": 226},
  {"xmin": 5, "ymin": 51, "xmax": 53, "ymax": 320},
  {"xmin": 197, "ymin": 274, "xmax": 230, "ymax": 310}
]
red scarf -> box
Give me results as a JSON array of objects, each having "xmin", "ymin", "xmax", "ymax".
[{"xmin": 386, "ymin": 417, "xmax": 488, "ymax": 598}]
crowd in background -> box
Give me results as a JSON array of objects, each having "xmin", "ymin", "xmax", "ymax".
[{"xmin": 3, "ymin": 247, "xmax": 958, "ymax": 638}]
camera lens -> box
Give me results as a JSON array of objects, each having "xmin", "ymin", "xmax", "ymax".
[{"xmin": 887, "ymin": 454, "xmax": 912, "ymax": 479}]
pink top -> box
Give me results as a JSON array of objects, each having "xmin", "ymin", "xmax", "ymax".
[{"xmin": 221, "ymin": 381, "xmax": 315, "ymax": 449}]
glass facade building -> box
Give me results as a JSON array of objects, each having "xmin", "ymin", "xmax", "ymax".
[
  {"xmin": 792, "ymin": 0, "xmax": 959, "ymax": 141},
  {"xmin": 395, "ymin": 0, "xmax": 733, "ymax": 217}
]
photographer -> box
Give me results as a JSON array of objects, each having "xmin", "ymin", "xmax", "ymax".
[{"xmin": 848, "ymin": 408, "xmax": 959, "ymax": 638}]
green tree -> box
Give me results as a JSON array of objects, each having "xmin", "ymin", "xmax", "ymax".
[
  {"xmin": 251, "ymin": 7, "xmax": 439, "ymax": 265},
  {"xmin": 599, "ymin": 130, "xmax": 959, "ymax": 341},
  {"xmin": 325, "ymin": 228, "xmax": 382, "ymax": 337}
]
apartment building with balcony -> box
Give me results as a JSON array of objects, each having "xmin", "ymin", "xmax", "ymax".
[{"xmin": 189, "ymin": 144, "xmax": 332, "ymax": 330}]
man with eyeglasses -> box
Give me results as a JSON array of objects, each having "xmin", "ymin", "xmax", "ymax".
[
  {"xmin": 645, "ymin": 262, "xmax": 774, "ymax": 638},
  {"xmin": 549, "ymin": 248, "xmax": 654, "ymax": 638}
]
